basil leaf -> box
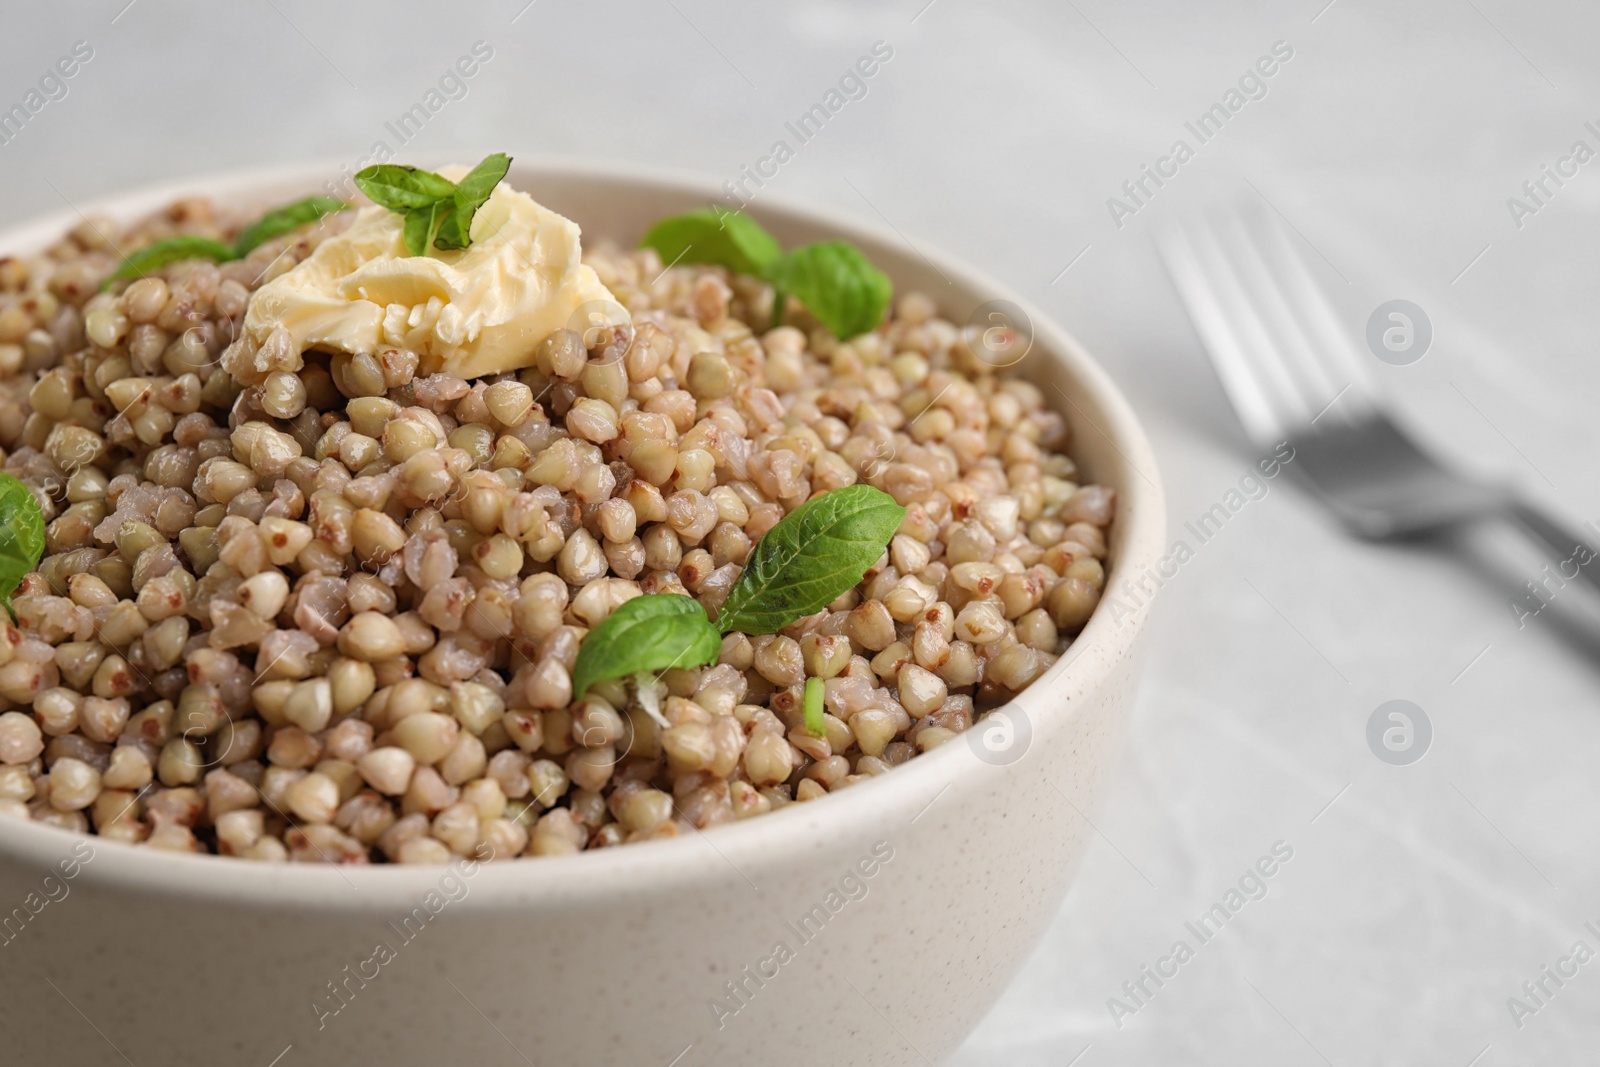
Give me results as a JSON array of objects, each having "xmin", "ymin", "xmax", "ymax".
[
  {"xmin": 432, "ymin": 219, "xmax": 465, "ymax": 251},
  {"xmin": 401, "ymin": 201, "xmax": 450, "ymax": 258},
  {"xmin": 234, "ymin": 195, "xmax": 348, "ymax": 257},
  {"xmin": 0, "ymin": 474, "xmax": 45, "ymax": 618},
  {"xmin": 769, "ymin": 241, "xmax": 892, "ymax": 340},
  {"xmin": 639, "ymin": 210, "xmax": 782, "ymax": 279},
  {"xmin": 804, "ymin": 676, "xmax": 825, "ymax": 738},
  {"xmin": 435, "ymin": 153, "xmax": 511, "ymax": 251},
  {"xmin": 105, "ymin": 236, "xmax": 235, "ymax": 287},
  {"xmin": 571, "ymin": 593, "xmax": 722, "ymax": 698},
  {"xmin": 717, "ymin": 485, "xmax": 906, "ymax": 636},
  {"xmin": 353, "ymin": 164, "xmax": 459, "ymax": 211}
]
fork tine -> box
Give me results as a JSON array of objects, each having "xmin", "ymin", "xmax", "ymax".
[
  {"xmin": 1236, "ymin": 202, "xmax": 1378, "ymax": 412},
  {"xmin": 1159, "ymin": 214, "xmax": 1310, "ymax": 445},
  {"xmin": 1157, "ymin": 222, "xmax": 1283, "ymax": 446},
  {"xmin": 1210, "ymin": 204, "xmax": 1366, "ymax": 427}
]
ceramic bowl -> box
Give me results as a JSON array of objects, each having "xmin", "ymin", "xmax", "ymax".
[{"xmin": 0, "ymin": 160, "xmax": 1165, "ymax": 1067}]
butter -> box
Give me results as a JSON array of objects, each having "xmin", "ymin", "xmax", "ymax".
[{"xmin": 242, "ymin": 166, "xmax": 628, "ymax": 380}]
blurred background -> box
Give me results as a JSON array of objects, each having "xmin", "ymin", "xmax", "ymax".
[{"xmin": 5, "ymin": 1, "xmax": 1599, "ymax": 1062}]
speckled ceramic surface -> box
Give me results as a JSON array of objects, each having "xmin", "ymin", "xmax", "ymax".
[{"xmin": 0, "ymin": 161, "xmax": 1165, "ymax": 1067}]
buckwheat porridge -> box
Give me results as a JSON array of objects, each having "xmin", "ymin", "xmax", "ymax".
[{"xmin": 0, "ymin": 159, "xmax": 1114, "ymax": 864}]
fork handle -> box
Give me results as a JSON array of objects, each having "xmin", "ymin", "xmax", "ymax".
[{"xmin": 1508, "ymin": 500, "xmax": 1600, "ymax": 597}]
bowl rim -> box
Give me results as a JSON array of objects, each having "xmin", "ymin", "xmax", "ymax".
[{"xmin": 0, "ymin": 156, "xmax": 1166, "ymax": 909}]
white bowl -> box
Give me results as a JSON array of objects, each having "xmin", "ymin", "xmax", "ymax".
[{"xmin": 0, "ymin": 160, "xmax": 1165, "ymax": 1067}]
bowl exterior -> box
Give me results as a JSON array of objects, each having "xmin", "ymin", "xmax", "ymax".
[{"xmin": 0, "ymin": 160, "xmax": 1165, "ymax": 1067}]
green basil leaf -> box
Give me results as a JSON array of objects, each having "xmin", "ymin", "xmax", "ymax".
[
  {"xmin": 353, "ymin": 164, "xmax": 459, "ymax": 211},
  {"xmin": 402, "ymin": 201, "xmax": 450, "ymax": 258},
  {"xmin": 804, "ymin": 676, "xmax": 825, "ymax": 738},
  {"xmin": 717, "ymin": 485, "xmax": 906, "ymax": 636},
  {"xmin": 432, "ymin": 219, "xmax": 465, "ymax": 251},
  {"xmin": 0, "ymin": 474, "xmax": 45, "ymax": 618},
  {"xmin": 571, "ymin": 593, "xmax": 722, "ymax": 698},
  {"xmin": 104, "ymin": 236, "xmax": 235, "ymax": 288},
  {"xmin": 433, "ymin": 215, "xmax": 464, "ymax": 251},
  {"xmin": 233, "ymin": 195, "xmax": 348, "ymax": 257},
  {"xmin": 639, "ymin": 210, "xmax": 782, "ymax": 279},
  {"xmin": 769, "ymin": 283, "xmax": 789, "ymax": 330},
  {"xmin": 768, "ymin": 241, "xmax": 892, "ymax": 340},
  {"xmin": 435, "ymin": 153, "xmax": 511, "ymax": 251}
]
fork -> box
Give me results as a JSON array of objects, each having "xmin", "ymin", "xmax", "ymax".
[{"xmin": 1156, "ymin": 202, "xmax": 1600, "ymax": 595}]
